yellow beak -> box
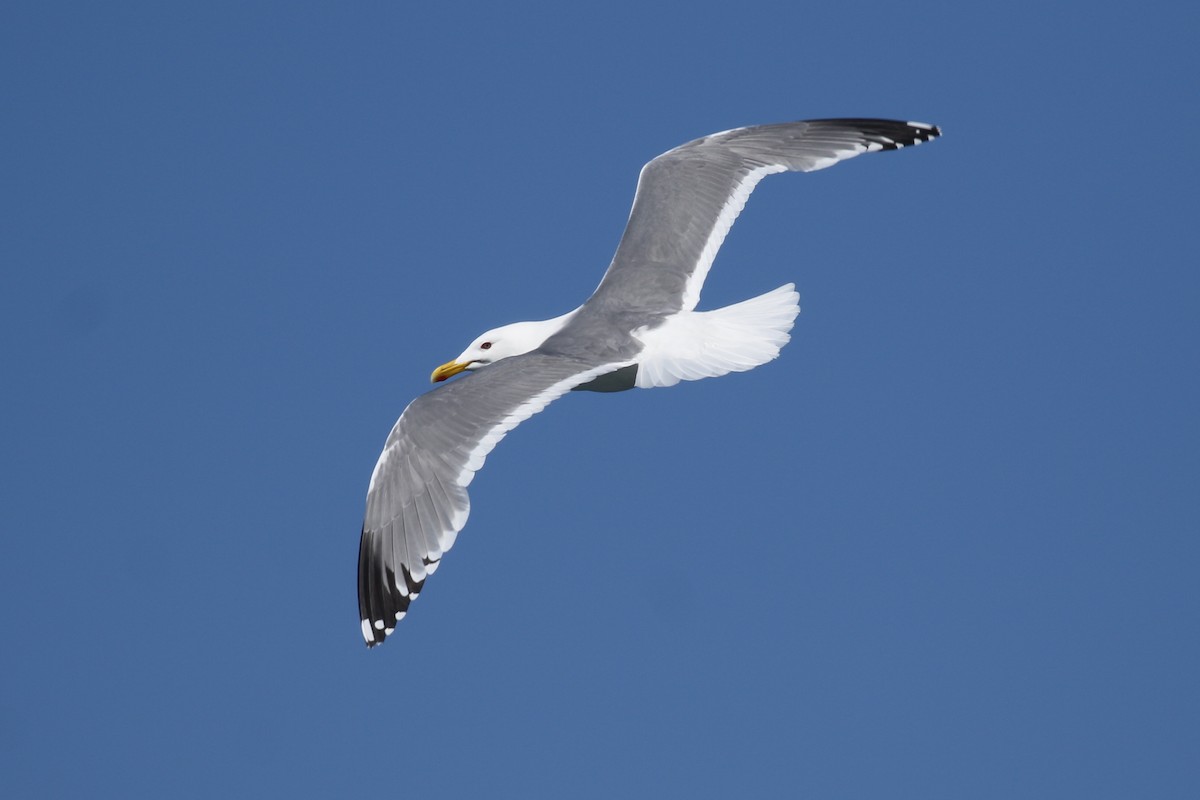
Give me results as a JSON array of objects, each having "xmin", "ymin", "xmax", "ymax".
[{"xmin": 431, "ymin": 359, "xmax": 471, "ymax": 383}]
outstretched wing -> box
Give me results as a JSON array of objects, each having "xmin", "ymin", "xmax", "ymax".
[
  {"xmin": 590, "ymin": 119, "xmax": 940, "ymax": 314},
  {"xmin": 358, "ymin": 352, "xmax": 628, "ymax": 646}
]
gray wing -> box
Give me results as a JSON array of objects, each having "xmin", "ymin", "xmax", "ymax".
[
  {"xmin": 588, "ymin": 119, "xmax": 941, "ymax": 314},
  {"xmin": 358, "ymin": 351, "xmax": 626, "ymax": 646}
]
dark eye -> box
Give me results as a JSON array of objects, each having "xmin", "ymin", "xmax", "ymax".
[{"xmin": 480, "ymin": 342, "xmax": 492, "ymax": 350}]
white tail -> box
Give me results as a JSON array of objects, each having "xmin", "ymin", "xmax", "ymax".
[{"xmin": 633, "ymin": 284, "xmax": 801, "ymax": 389}]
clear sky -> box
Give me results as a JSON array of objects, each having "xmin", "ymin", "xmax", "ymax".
[{"xmin": 2, "ymin": 2, "xmax": 1197, "ymax": 797}]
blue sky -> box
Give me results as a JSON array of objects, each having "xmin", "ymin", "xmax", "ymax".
[{"xmin": 2, "ymin": 2, "xmax": 1197, "ymax": 797}]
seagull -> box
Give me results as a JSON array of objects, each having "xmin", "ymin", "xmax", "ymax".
[{"xmin": 358, "ymin": 118, "xmax": 940, "ymax": 646}]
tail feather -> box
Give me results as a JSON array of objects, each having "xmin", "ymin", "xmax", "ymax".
[{"xmin": 633, "ymin": 284, "xmax": 801, "ymax": 389}]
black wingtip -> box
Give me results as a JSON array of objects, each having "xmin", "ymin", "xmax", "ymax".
[
  {"xmin": 358, "ymin": 524, "xmax": 430, "ymax": 648},
  {"xmin": 807, "ymin": 118, "xmax": 942, "ymax": 151},
  {"xmin": 902, "ymin": 120, "xmax": 942, "ymax": 145}
]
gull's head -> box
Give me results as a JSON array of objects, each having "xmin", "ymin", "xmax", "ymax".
[{"xmin": 431, "ymin": 318, "xmax": 565, "ymax": 383}]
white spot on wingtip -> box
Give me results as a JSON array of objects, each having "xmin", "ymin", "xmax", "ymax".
[
  {"xmin": 395, "ymin": 611, "xmax": 406, "ymax": 621},
  {"xmin": 374, "ymin": 619, "xmax": 385, "ymax": 630}
]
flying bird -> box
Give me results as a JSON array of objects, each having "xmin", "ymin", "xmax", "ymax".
[{"xmin": 358, "ymin": 118, "xmax": 941, "ymax": 646}]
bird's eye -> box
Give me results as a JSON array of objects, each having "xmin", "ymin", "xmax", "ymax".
[{"xmin": 480, "ymin": 342, "xmax": 492, "ymax": 350}]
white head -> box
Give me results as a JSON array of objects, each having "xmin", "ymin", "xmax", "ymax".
[{"xmin": 431, "ymin": 310, "xmax": 578, "ymax": 383}]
